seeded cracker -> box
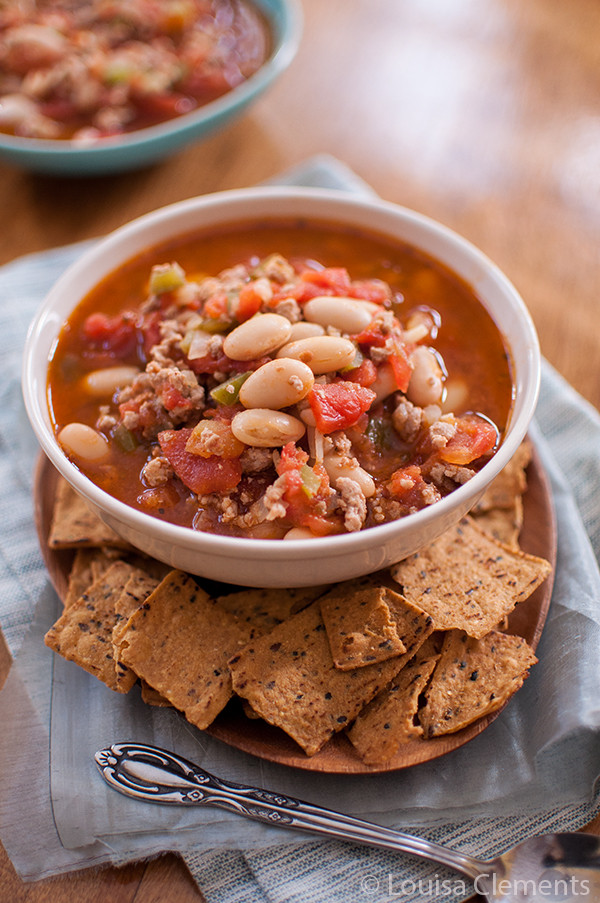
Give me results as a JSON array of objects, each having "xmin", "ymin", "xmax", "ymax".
[
  {"xmin": 44, "ymin": 560, "xmax": 144, "ymax": 692},
  {"xmin": 473, "ymin": 496, "xmax": 523, "ymax": 549},
  {"xmin": 49, "ymin": 476, "xmax": 131, "ymax": 549},
  {"xmin": 214, "ymin": 585, "xmax": 328, "ymax": 637},
  {"xmin": 112, "ymin": 570, "xmax": 161, "ymax": 653},
  {"xmin": 348, "ymin": 646, "xmax": 439, "ymax": 765},
  {"xmin": 472, "ymin": 439, "xmax": 531, "ymax": 513},
  {"xmin": 419, "ymin": 629, "xmax": 538, "ymax": 736},
  {"xmin": 228, "ymin": 597, "xmax": 433, "ymax": 756},
  {"xmin": 64, "ymin": 548, "xmax": 122, "ymax": 607},
  {"xmin": 319, "ymin": 583, "xmax": 407, "ymax": 670},
  {"xmin": 391, "ymin": 516, "xmax": 552, "ymax": 639},
  {"xmin": 140, "ymin": 681, "xmax": 172, "ymax": 707},
  {"xmin": 119, "ymin": 570, "xmax": 252, "ymax": 730}
]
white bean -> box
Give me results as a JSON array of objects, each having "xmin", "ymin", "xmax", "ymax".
[
  {"xmin": 441, "ymin": 376, "xmax": 468, "ymax": 414},
  {"xmin": 302, "ymin": 295, "xmax": 374, "ymax": 334},
  {"xmin": 83, "ymin": 365, "xmax": 139, "ymax": 398},
  {"xmin": 0, "ymin": 93, "xmax": 37, "ymax": 127},
  {"xmin": 223, "ymin": 313, "xmax": 292, "ymax": 361},
  {"xmin": 406, "ymin": 346, "xmax": 444, "ymax": 407},
  {"xmin": 323, "ymin": 453, "xmax": 376, "ymax": 498},
  {"xmin": 239, "ymin": 359, "xmax": 314, "ymax": 410},
  {"xmin": 401, "ymin": 323, "xmax": 430, "ymax": 344},
  {"xmin": 287, "ymin": 321, "xmax": 325, "ymax": 342},
  {"xmin": 5, "ymin": 24, "xmax": 68, "ymax": 63},
  {"xmin": 283, "ymin": 526, "xmax": 319, "ymax": 540},
  {"xmin": 276, "ymin": 335, "xmax": 356, "ymax": 374},
  {"xmin": 369, "ymin": 360, "xmax": 401, "ymax": 404},
  {"xmin": 58, "ymin": 422, "xmax": 110, "ymax": 462},
  {"xmin": 231, "ymin": 409, "xmax": 306, "ymax": 447}
]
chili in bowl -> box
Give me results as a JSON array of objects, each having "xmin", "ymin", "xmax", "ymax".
[
  {"xmin": 0, "ymin": 0, "xmax": 301, "ymax": 174},
  {"xmin": 22, "ymin": 187, "xmax": 541, "ymax": 586}
]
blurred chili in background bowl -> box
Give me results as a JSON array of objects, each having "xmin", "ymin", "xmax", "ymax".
[
  {"xmin": 0, "ymin": 0, "xmax": 302, "ymax": 175},
  {"xmin": 22, "ymin": 186, "xmax": 541, "ymax": 586}
]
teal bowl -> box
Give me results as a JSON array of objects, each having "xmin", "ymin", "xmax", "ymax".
[{"xmin": 0, "ymin": 0, "xmax": 302, "ymax": 176}]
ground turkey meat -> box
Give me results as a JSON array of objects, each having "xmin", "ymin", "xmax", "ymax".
[
  {"xmin": 428, "ymin": 462, "xmax": 475, "ymax": 490},
  {"xmin": 335, "ymin": 476, "xmax": 367, "ymax": 532},
  {"xmin": 149, "ymin": 319, "xmax": 185, "ymax": 367},
  {"xmin": 262, "ymin": 481, "xmax": 288, "ymax": 521},
  {"xmin": 392, "ymin": 398, "xmax": 423, "ymax": 442},
  {"xmin": 257, "ymin": 253, "xmax": 296, "ymax": 284},
  {"xmin": 141, "ymin": 456, "xmax": 173, "ymax": 487},
  {"xmin": 428, "ymin": 417, "xmax": 457, "ymax": 448},
  {"xmin": 273, "ymin": 297, "xmax": 301, "ymax": 322},
  {"xmin": 117, "ymin": 362, "xmax": 204, "ymax": 439}
]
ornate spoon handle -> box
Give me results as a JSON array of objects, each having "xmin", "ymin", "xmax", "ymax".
[{"xmin": 95, "ymin": 742, "xmax": 483, "ymax": 879}]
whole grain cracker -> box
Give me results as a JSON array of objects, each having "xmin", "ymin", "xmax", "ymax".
[
  {"xmin": 119, "ymin": 570, "xmax": 252, "ymax": 730},
  {"xmin": 215, "ymin": 585, "xmax": 328, "ymax": 638},
  {"xmin": 391, "ymin": 516, "xmax": 552, "ymax": 638},
  {"xmin": 49, "ymin": 477, "xmax": 131, "ymax": 549},
  {"xmin": 472, "ymin": 439, "xmax": 532, "ymax": 513},
  {"xmin": 140, "ymin": 681, "xmax": 172, "ymax": 707},
  {"xmin": 473, "ymin": 496, "xmax": 523, "ymax": 549},
  {"xmin": 319, "ymin": 583, "xmax": 407, "ymax": 670},
  {"xmin": 112, "ymin": 570, "xmax": 162, "ymax": 652},
  {"xmin": 44, "ymin": 560, "xmax": 144, "ymax": 692},
  {"xmin": 419, "ymin": 629, "xmax": 537, "ymax": 737},
  {"xmin": 347, "ymin": 649, "xmax": 439, "ymax": 765},
  {"xmin": 64, "ymin": 548, "xmax": 123, "ymax": 608},
  {"xmin": 228, "ymin": 597, "xmax": 433, "ymax": 756}
]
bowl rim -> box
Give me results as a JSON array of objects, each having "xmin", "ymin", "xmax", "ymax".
[
  {"xmin": 0, "ymin": 0, "xmax": 303, "ymax": 159},
  {"xmin": 22, "ymin": 185, "xmax": 541, "ymax": 562}
]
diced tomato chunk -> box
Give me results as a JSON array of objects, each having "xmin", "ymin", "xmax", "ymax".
[
  {"xmin": 270, "ymin": 280, "xmax": 323, "ymax": 306},
  {"xmin": 308, "ymin": 381, "xmax": 376, "ymax": 434},
  {"xmin": 280, "ymin": 457, "xmax": 341, "ymax": 534},
  {"xmin": 140, "ymin": 310, "xmax": 162, "ymax": 357},
  {"xmin": 134, "ymin": 91, "xmax": 194, "ymax": 120},
  {"xmin": 300, "ymin": 266, "xmax": 352, "ymax": 295},
  {"xmin": 439, "ymin": 416, "xmax": 498, "ymax": 465},
  {"xmin": 203, "ymin": 290, "xmax": 228, "ymax": 319},
  {"xmin": 389, "ymin": 463, "xmax": 421, "ymax": 488},
  {"xmin": 389, "ymin": 342, "xmax": 413, "ymax": 393},
  {"xmin": 344, "ymin": 357, "xmax": 377, "ymax": 387},
  {"xmin": 159, "ymin": 384, "xmax": 194, "ymax": 413},
  {"xmin": 349, "ymin": 278, "xmax": 390, "ymax": 305},
  {"xmin": 82, "ymin": 311, "xmax": 138, "ymax": 358},
  {"xmin": 277, "ymin": 441, "xmax": 309, "ymax": 474},
  {"xmin": 236, "ymin": 282, "xmax": 264, "ymax": 321},
  {"xmin": 158, "ymin": 428, "xmax": 242, "ymax": 494},
  {"xmin": 354, "ymin": 323, "xmax": 388, "ymax": 348}
]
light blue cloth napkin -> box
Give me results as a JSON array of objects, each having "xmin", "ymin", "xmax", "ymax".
[{"xmin": 0, "ymin": 157, "xmax": 599, "ymax": 902}]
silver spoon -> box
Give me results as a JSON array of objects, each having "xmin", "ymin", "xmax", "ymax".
[{"xmin": 95, "ymin": 742, "xmax": 600, "ymax": 903}]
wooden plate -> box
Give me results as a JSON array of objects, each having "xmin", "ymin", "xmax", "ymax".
[{"xmin": 34, "ymin": 444, "xmax": 556, "ymax": 774}]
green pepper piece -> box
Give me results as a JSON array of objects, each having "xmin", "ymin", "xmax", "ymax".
[
  {"xmin": 112, "ymin": 424, "xmax": 138, "ymax": 452},
  {"xmin": 149, "ymin": 262, "xmax": 186, "ymax": 295},
  {"xmin": 366, "ymin": 415, "xmax": 388, "ymax": 451},
  {"xmin": 210, "ymin": 371, "xmax": 252, "ymax": 405},
  {"xmin": 198, "ymin": 317, "xmax": 232, "ymax": 334},
  {"xmin": 300, "ymin": 464, "xmax": 321, "ymax": 498}
]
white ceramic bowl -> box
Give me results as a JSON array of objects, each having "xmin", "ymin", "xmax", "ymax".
[
  {"xmin": 0, "ymin": 0, "xmax": 302, "ymax": 176},
  {"xmin": 22, "ymin": 186, "xmax": 541, "ymax": 587}
]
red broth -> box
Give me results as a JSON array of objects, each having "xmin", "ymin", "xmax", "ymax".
[{"xmin": 47, "ymin": 219, "xmax": 514, "ymax": 538}]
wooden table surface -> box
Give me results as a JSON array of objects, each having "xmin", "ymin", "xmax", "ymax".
[{"xmin": 1, "ymin": 0, "xmax": 599, "ymax": 900}]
